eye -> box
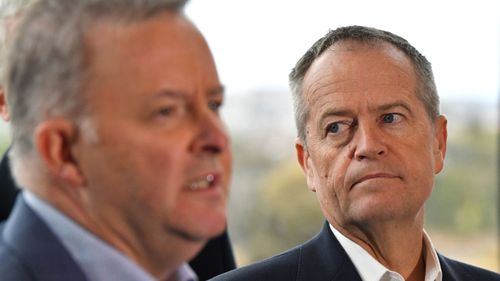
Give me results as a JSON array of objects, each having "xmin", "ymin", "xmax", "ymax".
[
  {"xmin": 153, "ymin": 104, "xmax": 183, "ymax": 120},
  {"xmin": 208, "ymin": 100, "xmax": 223, "ymax": 113},
  {"xmin": 158, "ymin": 106, "xmax": 174, "ymax": 117},
  {"xmin": 326, "ymin": 121, "xmax": 352, "ymax": 135},
  {"xmin": 382, "ymin": 113, "xmax": 402, "ymax": 124}
]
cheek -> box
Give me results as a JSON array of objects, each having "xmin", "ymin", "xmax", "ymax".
[
  {"xmin": 399, "ymin": 134, "xmax": 437, "ymax": 198},
  {"xmin": 311, "ymin": 151, "xmax": 349, "ymax": 201},
  {"xmin": 137, "ymin": 143, "xmax": 185, "ymax": 187},
  {"xmin": 414, "ymin": 157, "xmax": 436, "ymax": 193},
  {"xmin": 327, "ymin": 150, "xmax": 352, "ymax": 194},
  {"xmin": 105, "ymin": 135, "xmax": 185, "ymax": 194},
  {"xmin": 221, "ymin": 148, "xmax": 232, "ymax": 183},
  {"xmin": 314, "ymin": 169, "xmax": 345, "ymax": 224}
]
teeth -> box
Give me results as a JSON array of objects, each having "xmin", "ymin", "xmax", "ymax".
[
  {"xmin": 189, "ymin": 174, "xmax": 215, "ymax": 190},
  {"xmin": 206, "ymin": 174, "xmax": 215, "ymax": 182}
]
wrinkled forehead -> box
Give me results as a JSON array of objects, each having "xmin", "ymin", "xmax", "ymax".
[
  {"xmin": 302, "ymin": 40, "xmax": 416, "ymax": 95},
  {"xmin": 324, "ymin": 39, "xmax": 412, "ymax": 67},
  {"xmin": 300, "ymin": 40, "xmax": 420, "ymax": 118}
]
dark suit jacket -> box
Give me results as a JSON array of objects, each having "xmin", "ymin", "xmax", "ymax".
[
  {"xmin": 211, "ymin": 222, "xmax": 500, "ymax": 281},
  {"xmin": 190, "ymin": 229, "xmax": 236, "ymax": 280},
  {"xmin": 0, "ymin": 151, "xmax": 18, "ymax": 222},
  {"xmin": 0, "ymin": 196, "xmax": 88, "ymax": 280}
]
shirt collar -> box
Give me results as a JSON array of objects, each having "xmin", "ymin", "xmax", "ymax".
[
  {"xmin": 422, "ymin": 229, "xmax": 442, "ymax": 281},
  {"xmin": 24, "ymin": 191, "xmax": 198, "ymax": 281},
  {"xmin": 329, "ymin": 224, "xmax": 442, "ymax": 281},
  {"xmin": 167, "ymin": 264, "xmax": 197, "ymax": 281}
]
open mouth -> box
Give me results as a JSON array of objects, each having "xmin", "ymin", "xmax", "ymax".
[{"xmin": 188, "ymin": 174, "xmax": 217, "ymax": 190}]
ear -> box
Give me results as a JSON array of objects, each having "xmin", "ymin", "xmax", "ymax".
[
  {"xmin": 34, "ymin": 119, "xmax": 86, "ymax": 187},
  {"xmin": 295, "ymin": 138, "xmax": 316, "ymax": 192},
  {"xmin": 433, "ymin": 115, "xmax": 447, "ymax": 174},
  {"xmin": 0, "ymin": 88, "xmax": 10, "ymax": 121}
]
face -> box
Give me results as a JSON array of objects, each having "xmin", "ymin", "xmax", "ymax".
[
  {"xmin": 296, "ymin": 41, "xmax": 447, "ymax": 228},
  {"xmin": 74, "ymin": 12, "xmax": 231, "ymax": 245}
]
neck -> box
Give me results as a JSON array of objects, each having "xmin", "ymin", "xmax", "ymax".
[
  {"xmin": 332, "ymin": 211, "xmax": 426, "ymax": 279},
  {"xmin": 33, "ymin": 186, "xmax": 205, "ymax": 280},
  {"xmin": 125, "ymin": 234, "xmax": 204, "ymax": 280},
  {"xmin": 407, "ymin": 251, "xmax": 426, "ymax": 281}
]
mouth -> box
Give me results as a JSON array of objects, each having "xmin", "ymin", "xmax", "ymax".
[
  {"xmin": 187, "ymin": 173, "xmax": 219, "ymax": 191},
  {"xmin": 351, "ymin": 173, "xmax": 400, "ymax": 189}
]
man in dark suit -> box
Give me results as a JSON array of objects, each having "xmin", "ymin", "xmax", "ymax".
[
  {"xmin": 212, "ymin": 26, "xmax": 500, "ymax": 281},
  {"xmin": 0, "ymin": 0, "xmax": 234, "ymax": 280}
]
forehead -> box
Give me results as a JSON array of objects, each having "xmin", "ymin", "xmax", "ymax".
[
  {"xmin": 82, "ymin": 11, "xmax": 218, "ymax": 100},
  {"xmin": 85, "ymin": 11, "xmax": 208, "ymax": 67},
  {"xmin": 301, "ymin": 40, "xmax": 418, "ymax": 110}
]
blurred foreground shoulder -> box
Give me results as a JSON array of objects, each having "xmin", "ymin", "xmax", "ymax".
[{"xmin": 0, "ymin": 242, "xmax": 33, "ymax": 280}]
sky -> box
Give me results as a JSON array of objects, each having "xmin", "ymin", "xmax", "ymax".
[{"xmin": 186, "ymin": 0, "xmax": 500, "ymax": 101}]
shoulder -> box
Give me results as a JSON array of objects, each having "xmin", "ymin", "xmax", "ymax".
[
  {"xmin": 0, "ymin": 196, "xmax": 87, "ymax": 281},
  {"xmin": 211, "ymin": 222, "xmax": 355, "ymax": 281},
  {"xmin": 439, "ymin": 254, "xmax": 500, "ymax": 281},
  {"xmin": 0, "ymin": 239, "xmax": 34, "ymax": 280},
  {"xmin": 0, "ymin": 199, "xmax": 35, "ymax": 280},
  {"xmin": 210, "ymin": 245, "xmax": 303, "ymax": 281}
]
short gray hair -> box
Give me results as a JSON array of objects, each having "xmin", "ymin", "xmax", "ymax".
[
  {"xmin": 0, "ymin": 0, "xmax": 35, "ymax": 17},
  {"xmin": 289, "ymin": 26, "xmax": 439, "ymax": 142},
  {"xmin": 6, "ymin": 0, "xmax": 188, "ymax": 179},
  {"xmin": 0, "ymin": 0, "xmax": 37, "ymax": 86}
]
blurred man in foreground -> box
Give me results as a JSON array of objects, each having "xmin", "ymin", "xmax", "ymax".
[
  {"xmin": 212, "ymin": 26, "xmax": 500, "ymax": 281},
  {"xmin": 0, "ymin": 0, "xmax": 232, "ymax": 280}
]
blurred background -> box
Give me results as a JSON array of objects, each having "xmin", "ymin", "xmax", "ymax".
[
  {"xmin": 185, "ymin": 0, "xmax": 500, "ymax": 271},
  {"xmin": 0, "ymin": 0, "xmax": 496, "ymax": 272}
]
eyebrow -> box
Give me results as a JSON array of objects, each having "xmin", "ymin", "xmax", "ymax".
[
  {"xmin": 208, "ymin": 85, "xmax": 225, "ymax": 97},
  {"xmin": 319, "ymin": 109, "xmax": 356, "ymax": 127},
  {"xmin": 152, "ymin": 84, "xmax": 225, "ymax": 99},
  {"xmin": 151, "ymin": 89, "xmax": 186, "ymax": 100},
  {"xmin": 318, "ymin": 101, "xmax": 414, "ymax": 125},
  {"xmin": 375, "ymin": 101, "xmax": 413, "ymax": 117}
]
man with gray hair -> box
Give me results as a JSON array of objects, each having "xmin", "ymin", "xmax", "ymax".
[
  {"xmin": 0, "ymin": 0, "xmax": 232, "ymax": 280},
  {"xmin": 212, "ymin": 26, "xmax": 500, "ymax": 281}
]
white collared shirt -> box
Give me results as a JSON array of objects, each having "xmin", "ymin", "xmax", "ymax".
[
  {"xmin": 330, "ymin": 224, "xmax": 442, "ymax": 281},
  {"xmin": 24, "ymin": 191, "xmax": 198, "ymax": 281}
]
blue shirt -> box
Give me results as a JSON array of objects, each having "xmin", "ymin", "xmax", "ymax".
[{"xmin": 24, "ymin": 191, "xmax": 197, "ymax": 281}]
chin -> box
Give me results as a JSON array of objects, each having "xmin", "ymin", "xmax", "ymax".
[
  {"xmin": 180, "ymin": 212, "xmax": 227, "ymax": 241},
  {"xmin": 172, "ymin": 199, "xmax": 228, "ymax": 239},
  {"xmin": 198, "ymin": 213, "xmax": 227, "ymax": 237},
  {"xmin": 352, "ymin": 208, "xmax": 412, "ymax": 224}
]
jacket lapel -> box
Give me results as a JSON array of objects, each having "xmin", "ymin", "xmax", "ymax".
[
  {"xmin": 296, "ymin": 221, "xmax": 362, "ymax": 281},
  {"xmin": 2, "ymin": 195, "xmax": 88, "ymax": 281}
]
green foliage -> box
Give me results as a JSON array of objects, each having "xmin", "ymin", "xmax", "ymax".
[
  {"xmin": 245, "ymin": 160, "xmax": 324, "ymax": 261},
  {"xmin": 427, "ymin": 128, "xmax": 497, "ymax": 233}
]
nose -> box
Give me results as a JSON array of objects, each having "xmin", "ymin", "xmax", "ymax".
[
  {"xmin": 191, "ymin": 110, "xmax": 229, "ymax": 155},
  {"xmin": 353, "ymin": 122, "xmax": 386, "ymax": 161}
]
